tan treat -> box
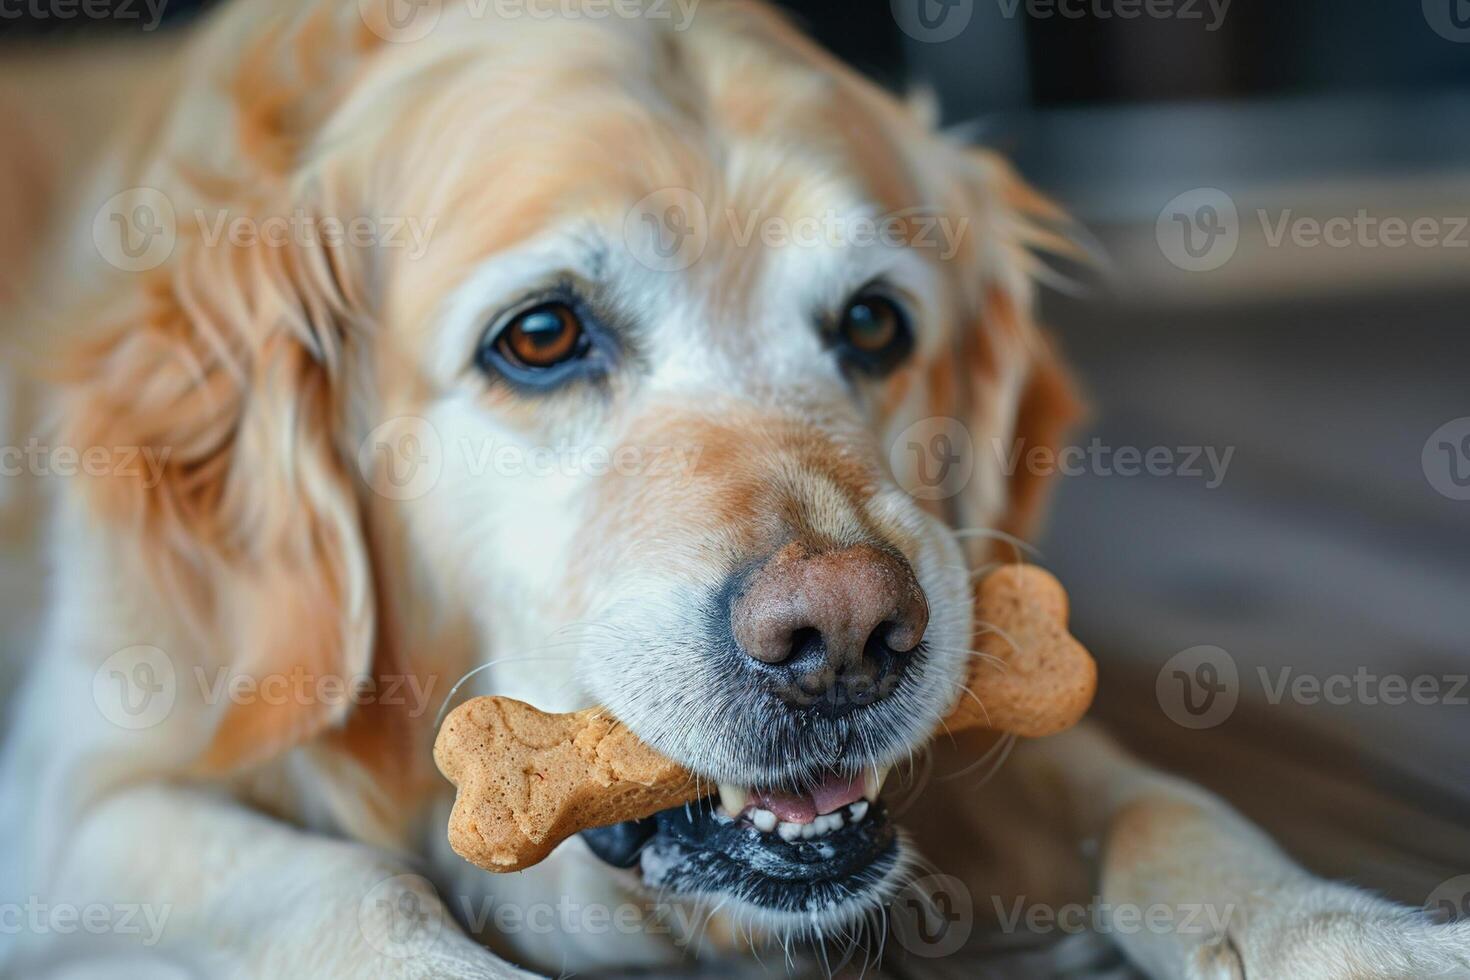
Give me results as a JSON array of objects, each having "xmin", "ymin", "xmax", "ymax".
[
  {"xmin": 435, "ymin": 563, "xmax": 1096, "ymax": 873},
  {"xmin": 945, "ymin": 564, "xmax": 1097, "ymax": 737},
  {"xmin": 434, "ymin": 698, "xmax": 696, "ymax": 872}
]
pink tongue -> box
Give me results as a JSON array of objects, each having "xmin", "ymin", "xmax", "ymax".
[{"xmin": 751, "ymin": 774, "xmax": 865, "ymax": 825}]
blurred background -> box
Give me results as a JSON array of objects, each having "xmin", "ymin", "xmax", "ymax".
[
  {"xmin": 794, "ymin": 0, "xmax": 1470, "ymax": 931},
  {"xmin": 3, "ymin": 0, "xmax": 1468, "ymax": 974}
]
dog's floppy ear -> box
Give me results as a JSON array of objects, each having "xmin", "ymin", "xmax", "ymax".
[
  {"xmin": 987, "ymin": 290, "xmax": 1083, "ymax": 544},
  {"xmin": 59, "ymin": 192, "xmax": 373, "ymax": 774},
  {"xmin": 938, "ymin": 148, "xmax": 1084, "ymax": 552}
]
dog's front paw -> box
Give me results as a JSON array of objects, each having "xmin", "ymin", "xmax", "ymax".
[{"xmin": 1187, "ymin": 886, "xmax": 1470, "ymax": 980}]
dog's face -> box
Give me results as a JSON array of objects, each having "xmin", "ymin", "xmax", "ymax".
[
  {"xmin": 65, "ymin": 0, "xmax": 1074, "ymax": 948},
  {"xmin": 357, "ymin": 7, "xmax": 1073, "ymax": 933}
]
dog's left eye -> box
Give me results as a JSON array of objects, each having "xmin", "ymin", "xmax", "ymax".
[
  {"xmin": 836, "ymin": 293, "xmax": 913, "ymax": 375},
  {"xmin": 477, "ymin": 300, "xmax": 599, "ymax": 387}
]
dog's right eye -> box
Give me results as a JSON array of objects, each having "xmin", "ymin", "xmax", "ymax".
[
  {"xmin": 496, "ymin": 303, "xmax": 586, "ymax": 368},
  {"xmin": 477, "ymin": 300, "xmax": 600, "ymax": 387}
]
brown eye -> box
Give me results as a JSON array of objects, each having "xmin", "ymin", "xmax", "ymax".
[
  {"xmin": 838, "ymin": 294, "xmax": 913, "ymax": 374},
  {"xmin": 495, "ymin": 303, "xmax": 585, "ymax": 369}
]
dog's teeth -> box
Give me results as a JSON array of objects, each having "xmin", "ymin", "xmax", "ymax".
[
  {"xmin": 718, "ymin": 784, "xmax": 749, "ymax": 818},
  {"xmin": 800, "ymin": 821, "xmax": 819, "ymax": 839},
  {"xmin": 816, "ymin": 813, "xmax": 842, "ymax": 834},
  {"xmin": 848, "ymin": 800, "xmax": 869, "ymax": 823},
  {"xmin": 777, "ymin": 821, "xmax": 802, "ymax": 842},
  {"xmin": 863, "ymin": 765, "xmax": 891, "ymax": 803},
  {"xmin": 750, "ymin": 809, "xmax": 777, "ymax": 833}
]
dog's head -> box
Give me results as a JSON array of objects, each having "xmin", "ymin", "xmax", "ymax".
[{"xmin": 62, "ymin": 0, "xmax": 1076, "ymax": 945}]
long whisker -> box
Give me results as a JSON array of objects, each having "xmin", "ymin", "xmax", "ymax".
[
  {"xmin": 950, "ymin": 526, "xmax": 1042, "ymax": 561},
  {"xmin": 940, "ymin": 730, "xmax": 1018, "ymax": 786},
  {"xmin": 926, "ymin": 644, "xmax": 1009, "ymax": 668},
  {"xmin": 432, "ymin": 653, "xmax": 581, "ymax": 731}
]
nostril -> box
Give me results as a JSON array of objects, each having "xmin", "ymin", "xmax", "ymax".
[
  {"xmin": 787, "ymin": 627, "xmax": 823, "ymax": 664},
  {"xmin": 875, "ymin": 620, "xmax": 905, "ymax": 652},
  {"xmin": 884, "ymin": 602, "xmax": 929, "ymax": 653},
  {"xmin": 730, "ymin": 542, "xmax": 929, "ymax": 679}
]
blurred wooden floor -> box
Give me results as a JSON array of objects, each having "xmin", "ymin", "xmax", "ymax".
[{"xmin": 1039, "ymin": 287, "xmax": 1470, "ymax": 907}]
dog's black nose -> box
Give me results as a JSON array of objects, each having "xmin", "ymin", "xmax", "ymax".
[{"xmin": 730, "ymin": 542, "xmax": 928, "ymax": 715}]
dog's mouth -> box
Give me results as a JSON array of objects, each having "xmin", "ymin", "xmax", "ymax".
[{"xmin": 580, "ymin": 769, "xmax": 905, "ymax": 929}]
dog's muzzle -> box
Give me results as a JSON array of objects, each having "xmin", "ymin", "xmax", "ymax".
[{"xmin": 579, "ymin": 541, "xmax": 927, "ymax": 922}]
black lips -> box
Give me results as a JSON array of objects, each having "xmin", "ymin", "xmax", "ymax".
[
  {"xmin": 581, "ymin": 797, "xmax": 898, "ymax": 914},
  {"xmin": 581, "ymin": 816, "xmax": 660, "ymax": 869}
]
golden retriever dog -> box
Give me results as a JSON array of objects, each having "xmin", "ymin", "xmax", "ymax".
[{"xmin": 1, "ymin": 1, "xmax": 1467, "ymax": 976}]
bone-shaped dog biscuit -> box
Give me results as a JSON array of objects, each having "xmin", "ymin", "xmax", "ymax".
[{"xmin": 434, "ymin": 564, "xmax": 1096, "ymax": 873}]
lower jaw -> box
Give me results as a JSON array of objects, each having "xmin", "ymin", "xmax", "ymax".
[{"xmin": 591, "ymin": 798, "xmax": 905, "ymax": 931}]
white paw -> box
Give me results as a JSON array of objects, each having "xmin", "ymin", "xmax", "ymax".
[{"xmin": 1187, "ymin": 886, "xmax": 1470, "ymax": 980}]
